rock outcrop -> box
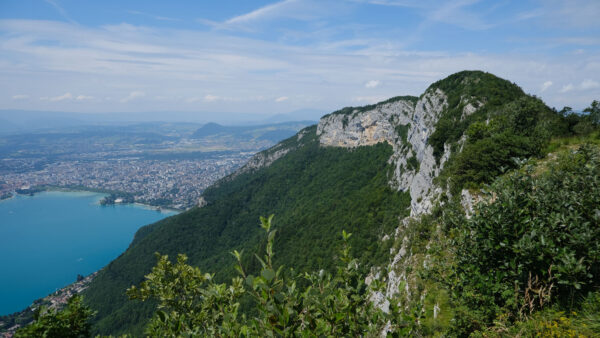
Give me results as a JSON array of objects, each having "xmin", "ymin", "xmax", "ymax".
[
  {"xmin": 317, "ymin": 89, "xmax": 451, "ymax": 216},
  {"xmin": 316, "ymin": 88, "xmax": 487, "ymax": 318}
]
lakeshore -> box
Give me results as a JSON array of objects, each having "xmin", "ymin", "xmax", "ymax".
[{"xmin": 7, "ymin": 185, "xmax": 183, "ymax": 213}]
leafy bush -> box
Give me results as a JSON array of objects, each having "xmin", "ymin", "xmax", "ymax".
[
  {"xmin": 127, "ymin": 216, "xmax": 422, "ymax": 337},
  {"xmin": 448, "ymin": 145, "xmax": 600, "ymax": 334},
  {"xmin": 473, "ymin": 292, "xmax": 600, "ymax": 337},
  {"xmin": 14, "ymin": 295, "xmax": 95, "ymax": 338},
  {"xmin": 440, "ymin": 95, "xmax": 564, "ymax": 192},
  {"xmin": 428, "ymin": 70, "xmax": 526, "ymax": 160}
]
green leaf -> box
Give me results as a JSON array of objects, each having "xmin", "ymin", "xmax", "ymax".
[
  {"xmin": 262, "ymin": 268, "xmax": 276, "ymax": 282},
  {"xmin": 156, "ymin": 310, "xmax": 167, "ymax": 323}
]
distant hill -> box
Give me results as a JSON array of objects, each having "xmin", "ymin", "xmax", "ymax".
[
  {"xmin": 190, "ymin": 121, "xmax": 315, "ymax": 143},
  {"xmin": 262, "ymin": 108, "xmax": 325, "ymax": 123},
  {"xmin": 0, "ymin": 110, "xmax": 321, "ymax": 135}
]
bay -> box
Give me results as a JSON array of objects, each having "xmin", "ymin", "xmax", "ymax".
[{"xmin": 0, "ymin": 191, "xmax": 176, "ymax": 315}]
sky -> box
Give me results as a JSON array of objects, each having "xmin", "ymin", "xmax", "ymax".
[{"xmin": 0, "ymin": 0, "xmax": 599, "ymax": 117}]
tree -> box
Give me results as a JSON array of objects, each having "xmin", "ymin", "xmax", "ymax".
[
  {"xmin": 583, "ymin": 100, "xmax": 600, "ymax": 126},
  {"xmin": 127, "ymin": 216, "xmax": 423, "ymax": 336},
  {"xmin": 14, "ymin": 295, "xmax": 95, "ymax": 338}
]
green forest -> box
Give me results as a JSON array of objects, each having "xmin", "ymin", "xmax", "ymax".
[{"xmin": 82, "ymin": 125, "xmax": 411, "ymax": 336}]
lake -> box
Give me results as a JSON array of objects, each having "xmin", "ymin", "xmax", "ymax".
[{"xmin": 0, "ymin": 191, "xmax": 177, "ymax": 315}]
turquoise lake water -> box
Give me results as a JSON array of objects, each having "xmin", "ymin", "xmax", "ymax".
[{"xmin": 0, "ymin": 191, "xmax": 176, "ymax": 315}]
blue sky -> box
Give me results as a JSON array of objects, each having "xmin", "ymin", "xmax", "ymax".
[{"xmin": 0, "ymin": 0, "xmax": 598, "ymax": 116}]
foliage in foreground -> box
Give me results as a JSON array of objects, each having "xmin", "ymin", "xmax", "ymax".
[
  {"xmin": 446, "ymin": 144, "xmax": 600, "ymax": 335},
  {"xmin": 14, "ymin": 295, "xmax": 95, "ymax": 338},
  {"xmin": 126, "ymin": 216, "xmax": 421, "ymax": 336}
]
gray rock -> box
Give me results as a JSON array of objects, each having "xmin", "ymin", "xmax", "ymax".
[{"xmin": 317, "ymin": 89, "xmax": 451, "ymax": 216}]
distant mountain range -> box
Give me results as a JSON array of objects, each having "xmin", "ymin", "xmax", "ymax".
[
  {"xmin": 0, "ymin": 109, "xmax": 324, "ymax": 135},
  {"xmin": 191, "ymin": 121, "xmax": 315, "ymax": 143}
]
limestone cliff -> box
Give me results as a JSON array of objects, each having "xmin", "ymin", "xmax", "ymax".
[
  {"xmin": 314, "ymin": 85, "xmax": 488, "ymax": 317},
  {"xmin": 317, "ymin": 89, "xmax": 452, "ymax": 216}
]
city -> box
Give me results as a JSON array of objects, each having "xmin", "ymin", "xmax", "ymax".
[
  {"xmin": 1, "ymin": 154, "xmax": 252, "ymax": 210},
  {"xmin": 0, "ymin": 121, "xmax": 311, "ymax": 210}
]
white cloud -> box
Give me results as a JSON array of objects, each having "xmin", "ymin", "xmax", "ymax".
[
  {"xmin": 120, "ymin": 91, "xmax": 145, "ymax": 103},
  {"xmin": 43, "ymin": 0, "xmax": 77, "ymax": 24},
  {"xmin": 75, "ymin": 95, "xmax": 94, "ymax": 101},
  {"xmin": 186, "ymin": 97, "xmax": 201, "ymax": 103},
  {"xmin": 275, "ymin": 96, "xmax": 289, "ymax": 102},
  {"xmin": 12, "ymin": 94, "xmax": 29, "ymax": 100},
  {"xmin": 540, "ymin": 81, "xmax": 552, "ymax": 92},
  {"xmin": 226, "ymin": 0, "xmax": 299, "ymax": 24},
  {"xmin": 365, "ymin": 80, "xmax": 380, "ymax": 88},
  {"xmin": 558, "ymin": 80, "xmax": 599, "ymax": 94},
  {"xmin": 352, "ymin": 96, "xmax": 386, "ymax": 104},
  {"xmin": 49, "ymin": 92, "xmax": 73, "ymax": 101},
  {"xmin": 580, "ymin": 79, "xmax": 599, "ymax": 90},
  {"xmin": 204, "ymin": 94, "xmax": 219, "ymax": 102},
  {"xmin": 560, "ymin": 84, "xmax": 574, "ymax": 93}
]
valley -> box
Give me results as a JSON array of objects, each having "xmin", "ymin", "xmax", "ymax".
[{"xmin": 0, "ymin": 121, "xmax": 312, "ymax": 209}]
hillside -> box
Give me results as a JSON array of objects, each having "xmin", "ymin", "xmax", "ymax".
[
  {"xmin": 79, "ymin": 70, "xmax": 586, "ymax": 335},
  {"xmin": 191, "ymin": 121, "xmax": 315, "ymax": 143},
  {"xmin": 84, "ymin": 127, "xmax": 412, "ymax": 335}
]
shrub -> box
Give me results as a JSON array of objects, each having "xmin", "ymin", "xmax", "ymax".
[
  {"xmin": 14, "ymin": 295, "xmax": 95, "ymax": 338},
  {"xmin": 127, "ymin": 216, "xmax": 425, "ymax": 336},
  {"xmin": 448, "ymin": 145, "xmax": 600, "ymax": 334}
]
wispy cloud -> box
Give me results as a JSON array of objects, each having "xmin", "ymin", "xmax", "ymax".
[
  {"xmin": 49, "ymin": 92, "xmax": 73, "ymax": 101},
  {"xmin": 580, "ymin": 79, "xmax": 599, "ymax": 91},
  {"xmin": 0, "ymin": 17, "xmax": 598, "ymax": 112},
  {"xmin": 353, "ymin": 95, "xmax": 387, "ymax": 104},
  {"xmin": 128, "ymin": 11, "xmax": 180, "ymax": 22},
  {"xmin": 559, "ymin": 80, "xmax": 599, "ymax": 94},
  {"xmin": 365, "ymin": 80, "xmax": 380, "ymax": 88},
  {"xmin": 12, "ymin": 94, "xmax": 29, "ymax": 100},
  {"xmin": 536, "ymin": 0, "xmax": 600, "ymax": 28},
  {"xmin": 358, "ymin": 0, "xmax": 493, "ymax": 30},
  {"xmin": 560, "ymin": 84, "xmax": 574, "ymax": 93},
  {"xmin": 540, "ymin": 81, "xmax": 552, "ymax": 92},
  {"xmin": 219, "ymin": 0, "xmax": 340, "ymax": 30},
  {"xmin": 428, "ymin": 0, "xmax": 494, "ymax": 30},
  {"xmin": 275, "ymin": 96, "xmax": 289, "ymax": 102},
  {"xmin": 120, "ymin": 91, "xmax": 145, "ymax": 103},
  {"xmin": 204, "ymin": 94, "xmax": 219, "ymax": 102},
  {"xmin": 43, "ymin": 0, "xmax": 77, "ymax": 24},
  {"xmin": 75, "ymin": 95, "xmax": 94, "ymax": 101},
  {"xmin": 226, "ymin": 0, "xmax": 299, "ymax": 24}
]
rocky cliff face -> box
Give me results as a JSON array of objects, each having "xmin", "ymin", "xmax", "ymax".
[
  {"xmin": 317, "ymin": 89, "xmax": 451, "ymax": 216},
  {"xmin": 316, "ymin": 88, "xmax": 483, "ymax": 317}
]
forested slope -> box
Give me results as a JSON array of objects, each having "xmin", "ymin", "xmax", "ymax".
[{"xmin": 84, "ymin": 126, "xmax": 411, "ymax": 335}]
